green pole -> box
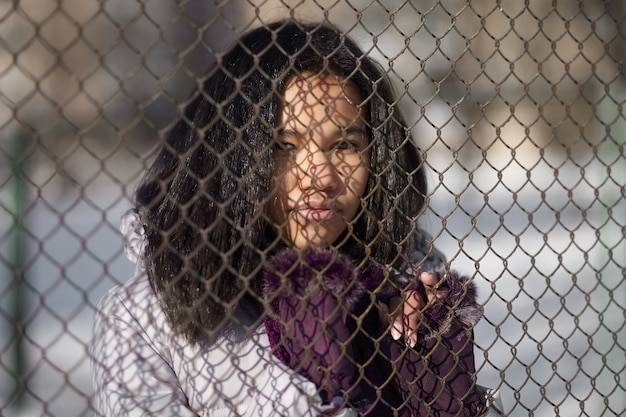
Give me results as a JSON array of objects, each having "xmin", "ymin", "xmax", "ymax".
[{"xmin": 9, "ymin": 135, "xmax": 28, "ymax": 407}]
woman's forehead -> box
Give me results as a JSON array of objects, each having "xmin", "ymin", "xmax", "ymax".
[
  {"xmin": 279, "ymin": 73, "xmax": 365, "ymax": 126},
  {"xmin": 282, "ymin": 73, "xmax": 363, "ymax": 106}
]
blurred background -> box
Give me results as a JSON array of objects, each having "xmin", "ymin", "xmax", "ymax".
[{"xmin": 0, "ymin": 0, "xmax": 624, "ymax": 416}]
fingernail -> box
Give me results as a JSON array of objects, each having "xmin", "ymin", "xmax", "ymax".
[
  {"xmin": 408, "ymin": 335, "xmax": 417, "ymax": 348},
  {"xmin": 391, "ymin": 327, "xmax": 401, "ymax": 340}
]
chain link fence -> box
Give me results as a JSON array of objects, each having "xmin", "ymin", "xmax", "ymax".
[{"xmin": 1, "ymin": 0, "xmax": 624, "ymax": 416}]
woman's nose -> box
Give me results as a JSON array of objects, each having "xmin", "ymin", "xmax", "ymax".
[{"xmin": 298, "ymin": 144, "xmax": 340, "ymax": 192}]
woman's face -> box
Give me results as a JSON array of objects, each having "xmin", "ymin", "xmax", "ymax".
[{"xmin": 267, "ymin": 73, "xmax": 370, "ymax": 249}]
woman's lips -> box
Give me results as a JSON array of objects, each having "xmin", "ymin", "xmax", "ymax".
[
  {"xmin": 296, "ymin": 201, "xmax": 334, "ymax": 221},
  {"xmin": 297, "ymin": 207, "xmax": 333, "ymax": 221}
]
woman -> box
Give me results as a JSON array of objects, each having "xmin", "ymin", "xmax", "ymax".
[{"xmin": 91, "ymin": 19, "xmax": 485, "ymax": 416}]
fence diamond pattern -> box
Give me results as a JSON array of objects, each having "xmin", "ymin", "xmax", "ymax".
[{"xmin": 0, "ymin": 1, "xmax": 624, "ymax": 416}]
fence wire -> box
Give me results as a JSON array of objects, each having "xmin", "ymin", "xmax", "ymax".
[{"xmin": 0, "ymin": 1, "xmax": 624, "ymax": 416}]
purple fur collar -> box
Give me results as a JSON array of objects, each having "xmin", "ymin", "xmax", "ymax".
[{"xmin": 262, "ymin": 247, "xmax": 378, "ymax": 312}]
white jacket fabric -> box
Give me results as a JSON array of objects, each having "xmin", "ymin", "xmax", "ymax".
[
  {"xmin": 91, "ymin": 268, "xmax": 356, "ymax": 417},
  {"xmin": 91, "ymin": 211, "xmax": 356, "ymax": 417}
]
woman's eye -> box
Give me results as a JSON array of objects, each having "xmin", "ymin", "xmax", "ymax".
[
  {"xmin": 333, "ymin": 137, "xmax": 364, "ymax": 152},
  {"xmin": 274, "ymin": 141, "xmax": 296, "ymax": 152},
  {"xmin": 334, "ymin": 140, "xmax": 354, "ymax": 150}
]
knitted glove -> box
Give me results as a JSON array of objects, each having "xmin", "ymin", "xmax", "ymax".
[
  {"xmin": 388, "ymin": 269, "xmax": 485, "ymax": 416},
  {"xmin": 262, "ymin": 247, "xmax": 378, "ymax": 411}
]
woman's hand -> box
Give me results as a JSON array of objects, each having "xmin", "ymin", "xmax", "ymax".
[{"xmin": 381, "ymin": 272, "xmax": 449, "ymax": 348}]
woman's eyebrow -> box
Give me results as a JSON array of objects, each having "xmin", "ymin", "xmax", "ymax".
[
  {"xmin": 341, "ymin": 125, "xmax": 367, "ymax": 135},
  {"xmin": 276, "ymin": 124, "xmax": 366, "ymax": 138},
  {"xmin": 276, "ymin": 127, "xmax": 298, "ymax": 137}
]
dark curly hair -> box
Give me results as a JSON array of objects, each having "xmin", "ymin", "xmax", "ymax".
[{"xmin": 134, "ymin": 19, "xmax": 428, "ymax": 344}]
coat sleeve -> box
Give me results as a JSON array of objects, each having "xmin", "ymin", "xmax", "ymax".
[{"xmin": 90, "ymin": 288, "xmax": 198, "ymax": 417}]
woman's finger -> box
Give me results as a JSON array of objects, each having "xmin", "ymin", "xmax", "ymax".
[
  {"xmin": 402, "ymin": 290, "xmax": 424, "ymax": 347},
  {"xmin": 420, "ymin": 272, "xmax": 448, "ymax": 302},
  {"xmin": 388, "ymin": 297, "xmax": 404, "ymax": 341},
  {"xmin": 385, "ymin": 273, "xmax": 451, "ymax": 347},
  {"xmin": 387, "ymin": 291, "xmax": 424, "ymax": 346}
]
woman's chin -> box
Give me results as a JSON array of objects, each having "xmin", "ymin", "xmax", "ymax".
[{"xmin": 290, "ymin": 234, "xmax": 335, "ymax": 249}]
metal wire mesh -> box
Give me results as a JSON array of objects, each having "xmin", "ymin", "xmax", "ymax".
[{"xmin": 0, "ymin": 0, "xmax": 624, "ymax": 416}]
